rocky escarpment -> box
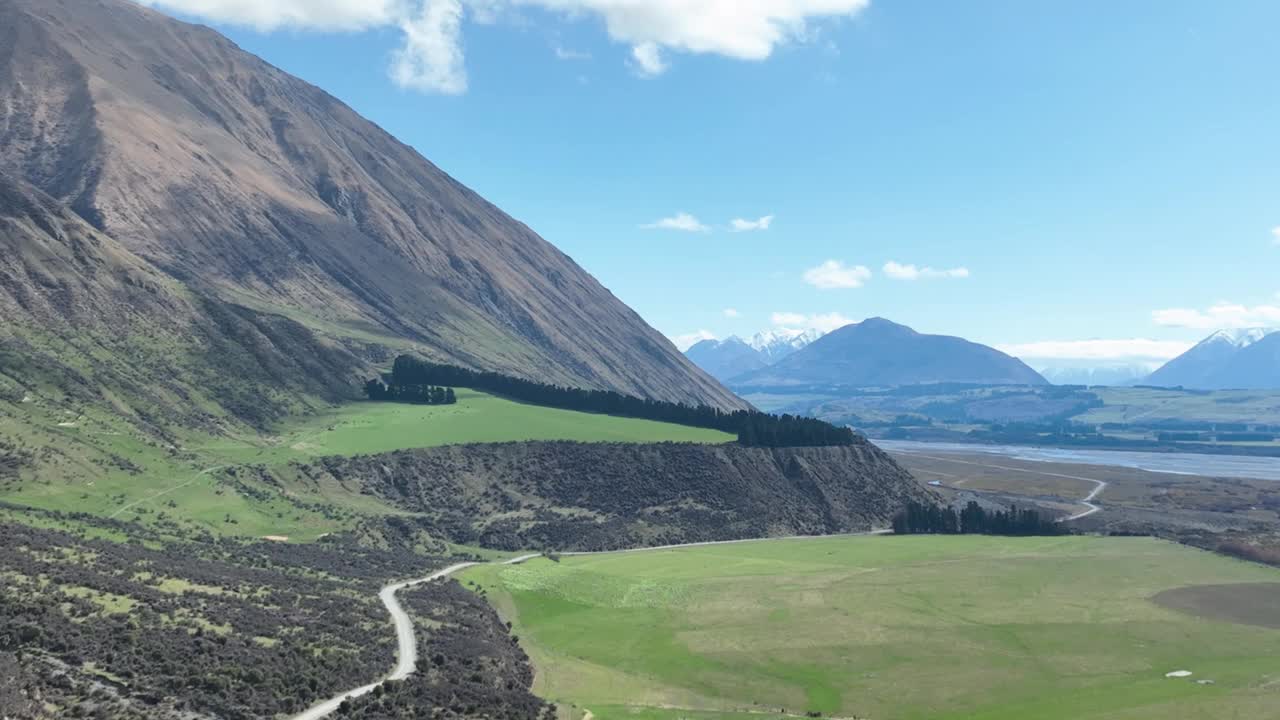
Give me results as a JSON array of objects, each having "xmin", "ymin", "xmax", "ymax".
[{"xmin": 293, "ymin": 440, "xmax": 934, "ymax": 551}]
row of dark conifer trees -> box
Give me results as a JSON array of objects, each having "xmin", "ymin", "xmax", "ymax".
[
  {"xmin": 376, "ymin": 356, "xmax": 856, "ymax": 448},
  {"xmin": 892, "ymin": 501, "xmax": 1068, "ymax": 536},
  {"xmin": 364, "ymin": 379, "xmax": 457, "ymax": 405}
]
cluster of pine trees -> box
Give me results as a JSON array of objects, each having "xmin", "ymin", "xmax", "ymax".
[
  {"xmin": 383, "ymin": 356, "xmax": 856, "ymax": 448},
  {"xmin": 892, "ymin": 501, "xmax": 1068, "ymax": 536},
  {"xmin": 738, "ymin": 413, "xmax": 857, "ymax": 448},
  {"xmin": 364, "ymin": 379, "xmax": 457, "ymax": 405}
]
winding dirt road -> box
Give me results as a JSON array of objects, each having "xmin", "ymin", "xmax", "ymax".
[
  {"xmin": 895, "ymin": 451, "xmax": 1108, "ymax": 521},
  {"xmin": 291, "ymin": 562, "xmax": 481, "ymax": 720}
]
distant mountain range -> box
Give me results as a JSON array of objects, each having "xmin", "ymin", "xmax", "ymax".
[
  {"xmin": 1145, "ymin": 328, "xmax": 1280, "ymax": 389},
  {"xmin": 1036, "ymin": 363, "xmax": 1156, "ymax": 387},
  {"xmin": 685, "ymin": 329, "xmax": 824, "ymax": 382},
  {"xmin": 698, "ymin": 318, "xmax": 1047, "ymax": 389}
]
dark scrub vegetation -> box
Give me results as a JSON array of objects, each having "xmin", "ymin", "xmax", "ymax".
[
  {"xmin": 0, "ymin": 439, "xmax": 29, "ymax": 480},
  {"xmin": 297, "ymin": 440, "xmax": 930, "ymax": 552},
  {"xmin": 385, "ymin": 356, "xmax": 856, "ymax": 447},
  {"xmin": 0, "ymin": 509, "xmax": 471, "ymax": 719},
  {"xmin": 335, "ymin": 580, "xmax": 553, "ymax": 720}
]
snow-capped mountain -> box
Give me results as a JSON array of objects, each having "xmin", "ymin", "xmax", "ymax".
[
  {"xmin": 1202, "ymin": 328, "xmax": 1276, "ymax": 349},
  {"xmin": 1145, "ymin": 328, "xmax": 1280, "ymax": 389},
  {"xmin": 685, "ymin": 329, "xmax": 826, "ymax": 382},
  {"xmin": 748, "ymin": 329, "xmax": 825, "ymax": 363}
]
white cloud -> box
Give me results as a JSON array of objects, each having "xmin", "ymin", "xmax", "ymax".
[
  {"xmin": 802, "ymin": 260, "xmax": 871, "ymax": 289},
  {"xmin": 630, "ymin": 42, "xmax": 668, "ymax": 76},
  {"xmin": 730, "ymin": 215, "xmax": 775, "ymax": 232},
  {"xmin": 997, "ymin": 339, "xmax": 1194, "ymax": 363},
  {"xmin": 136, "ymin": 0, "xmax": 404, "ymax": 31},
  {"xmin": 882, "ymin": 261, "xmax": 970, "ymax": 281},
  {"xmin": 1272, "ymin": 226, "xmax": 1280, "ymax": 245},
  {"xmin": 671, "ymin": 329, "xmax": 717, "ymax": 351},
  {"xmin": 641, "ymin": 212, "xmax": 710, "ymax": 233},
  {"xmin": 526, "ymin": 0, "xmax": 870, "ymax": 72},
  {"xmin": 771, "ymin": 311, "xmax": 852, "ymax": 333},
  {"xmin": 391, "ymin": 0, "xmax": 468, "ymax": 94},
  {"xmin": 723, "ymin": 308, "xmax": 741, "ymax": 318},
  {"xmin": 140, "ymin": 0, "xmax": 871, "ymax": 90},
  {"xmin": 1152, "ymin": 302, "xmax": 1280, "ymax": 330}
]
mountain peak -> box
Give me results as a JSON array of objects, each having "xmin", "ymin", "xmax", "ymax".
[
  {"xmin": 748, "ymin": 328, "xmax": 823, "ymax": 352},
  {"xmin": 858, "ymin": 317, "xmax": 914, "ymax": 331},
  {"xmin": 1147, "ymin": 327, "xmax": 1280, "ymax": 389},
  {"xmin": 1203, "ymin": 328, "xmax": 1277, "ymax": 349},
  {"xmin": 823, "ymin": 317, "xmax": 917, "ymax": 339},
  {"xmin": 732, "ymin": 317, "xmax": 1047, "ymax": 388},
  {"xmin": 684, "ymin": 328, "xmax": 826, "ymax": 382}
]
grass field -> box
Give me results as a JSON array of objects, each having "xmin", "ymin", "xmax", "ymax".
[
  {"xmin": 188, "ymin": 390, "xmax": 734, "ymax": 465},
  {"xmin": 1079, "ymin": 388, "xmax": 1280, "ymax": 426},
  {"xmin": 1, "ymin": 390, "xmax": 733, "ymax": 539},
  {"xmin": 463, "ymin": 536, "xmax": 1280, "ymax": 720}
]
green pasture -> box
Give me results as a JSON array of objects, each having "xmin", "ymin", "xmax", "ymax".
[
  {"xmin": 463, "ymin": 535, "xmax": 1280, "ymax": 720},
  {"xmin": 188, "ymin": 389, "xmax": 734, "ymax": 465},
  {"xmin": 1069, "ymin": 387, "xmax": 1280, "ymax": 425}
]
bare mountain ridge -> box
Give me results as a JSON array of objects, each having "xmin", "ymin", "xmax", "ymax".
[{"xmin": 0, "ymin": 0, "xmax": 743, "ymax": 410}]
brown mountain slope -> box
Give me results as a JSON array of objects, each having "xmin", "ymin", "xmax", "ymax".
[
  {"xmin": 0, "ymin": 0, "xmax": 744, "ymax": 410},
  {"xmin": 0, "ymin": 169, "xmax": 361, "ymax": 434}
]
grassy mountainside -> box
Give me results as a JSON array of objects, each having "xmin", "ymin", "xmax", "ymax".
[
  {"xmin": 0, "ymin": 0, "xmax": 743, "ymax": 411},
  {"xmin": 2, "ymin": 386, "xmax": 734, "ymax": 543},
  {"xmin": 0, "ymin": 171, "xmax": 360, "ymax": 429},
  {"xmin": 295, "ymin": 439, "xmax": 931, "ymax": 551},
  {"xmin": 465, "ymin": 535, "xmax": 1280, "ymax": 720},
  {"xmin": 0, "ymin": 172, "xmax": 373, "ymax": 527}
]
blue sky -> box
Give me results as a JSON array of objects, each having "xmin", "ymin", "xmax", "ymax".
[{"xmin": 141, "ymin": 0, "xmax": 1280, "ymax": 367}]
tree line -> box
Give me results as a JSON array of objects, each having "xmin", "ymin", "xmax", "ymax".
[
  {"xmin": 892, "ymin": 501, "xmax": 1069, "ymax": 536},
  {"xmin": 737, "ymin": 412, "xmax": 858, "ymax": 448},
  {"xmin": 379, "ymin": 356, "xmax": 857, "ymax": 447},
  {"xmin": 364, "ymin": 379, "xmax": 456, "ymax": 405}
]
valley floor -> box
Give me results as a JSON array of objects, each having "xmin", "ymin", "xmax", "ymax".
[{"xmin": 462, "ymin": 535, "xmax": 1280, "ymax": 720}]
